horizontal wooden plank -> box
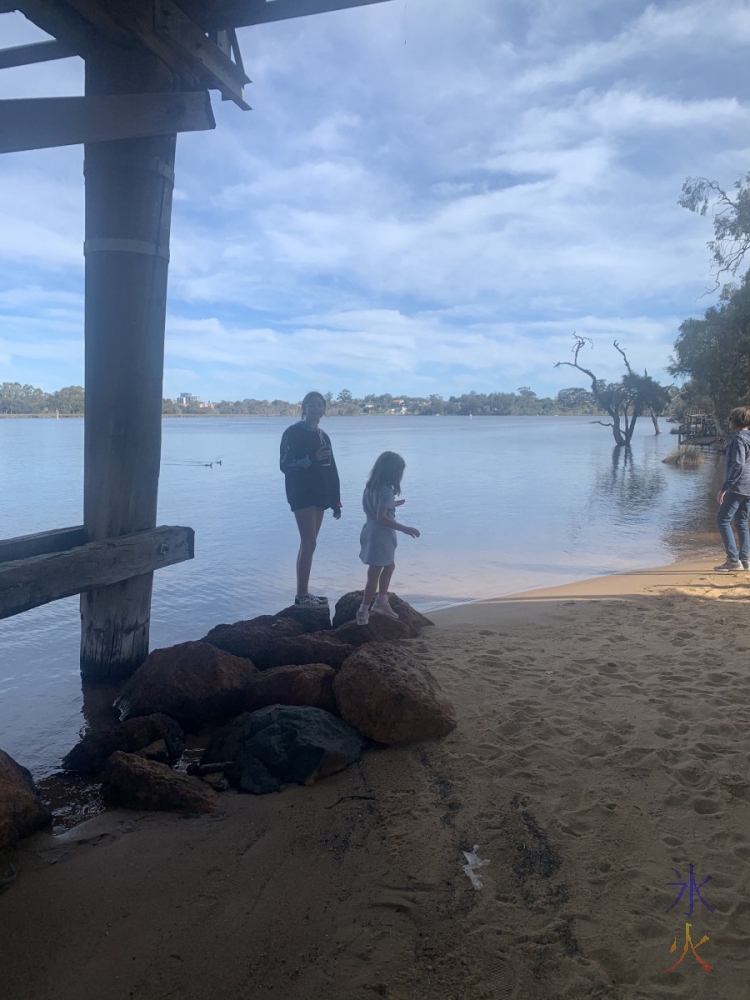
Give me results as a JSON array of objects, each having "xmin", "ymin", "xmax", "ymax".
[
  {"xmin": 0, "ymin": 92, "xmax": 215, "ymax": 153},
  {"xmin": 0, "ymin": 525, "xmax": 194, "ymax": 620},
  {"xmin": 0, "ymin": 525, "xmax": 86, "ymax": 565},
  {"xmin": 16, "ymin": 0, "xmax": 111, "ymax": 56},
  {"xmin": 205, "ymin": 0, "xmax": 394, "ymax": 30},
  {"xmin": 0, "ymin": 40, "xmax": 77, "ymax": 70}
]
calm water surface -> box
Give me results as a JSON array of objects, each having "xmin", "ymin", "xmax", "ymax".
[{"xmin": 0, "ymin": 415, "xmax": 723, "ymax": 775}]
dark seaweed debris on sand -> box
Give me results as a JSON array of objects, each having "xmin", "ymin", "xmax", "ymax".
[{"xmin": 509, "ymin": 793, "xmax": 561, "ymax": 881}]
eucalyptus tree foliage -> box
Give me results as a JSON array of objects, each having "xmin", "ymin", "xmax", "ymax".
[
  {"xmin": 680, "ymin": 174, "xmax": 750, "ymax": 285},
  {"xmin": 670, "ymin": 273, "xmax": 750, "ymax": 426},
  {"xmin": 555, "ymin": 336, "xmax": 671, "ymax": 447}
]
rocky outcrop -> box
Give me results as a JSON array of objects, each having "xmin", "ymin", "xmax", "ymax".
[
  {"xmin": 62, "ymin": 713, "xmax": 185, "ymax": 774},
  {"xmin": 334, "ymin": 643, "xmax": 456, "ymax": 745},
  {"xmin": 256, "ymin": 633, "xmax": 355, "ymax": 672},
  {"xmin": 203, "ymin": 615, "xmax": 304, "ymax": 662},
  {"xmin": 113, "ymin": 641, "xmax": 258, "ymax": 728},
  {"xmin": 274, "ymin": 604, "xmax": 332, "ymax": 632},
  {"xmin": 101, "ymin": 751, "xmax": 217, "ymax": 813},
  {"xmin": 0, "ymin": 749, "xmax": 51, "ymax": 850},
  {"xmin": 332, "ymin": 592, "xmax": 434, "ymax": 631},
  {"xmin": 201, "ymin": 705, "xmax": 366, "ymax": 794},
  {"xmin": 241, "ymin": 663, "xmax": 336, "ymax": 713},
  {"xmin": 331, "ymin": 615, "xmax": 414, "ymax": 646}
]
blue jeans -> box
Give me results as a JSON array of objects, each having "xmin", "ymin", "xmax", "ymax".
[{"xmin": 716, "ymin": 492, "xmax": 750, "ymax": 562}]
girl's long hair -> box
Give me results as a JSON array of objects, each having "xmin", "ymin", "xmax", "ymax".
[{"xmin": 366, "ymin": 451, "xmax": 405, "ymax": 495}]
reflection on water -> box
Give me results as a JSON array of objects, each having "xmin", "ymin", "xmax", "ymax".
[
  {"xmin": 0, "ymin": 416, "xmax": 724, "ymax": 775},
  {"xmin": 594, "ymin": 446, "xmax": 668, "ymax": 517}
]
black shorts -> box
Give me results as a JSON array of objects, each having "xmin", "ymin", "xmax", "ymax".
[{"xmin": 286, "ymin": 478, "xmax": 330, "ymax": 512}]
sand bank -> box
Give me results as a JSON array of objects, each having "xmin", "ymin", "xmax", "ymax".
[{"xmin": 2, "ymin": 558, "xmax": 749, "ymax": 1000}]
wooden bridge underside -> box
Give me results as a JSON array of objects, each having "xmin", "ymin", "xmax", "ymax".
[{"xmin": 0, "ymin": 0, "xmax": 391, "ymax": 680}]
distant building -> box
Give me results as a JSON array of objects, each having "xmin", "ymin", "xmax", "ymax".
[{"xmin": 177, "ymin": 392, "xmax": 200, "ymax": 406}]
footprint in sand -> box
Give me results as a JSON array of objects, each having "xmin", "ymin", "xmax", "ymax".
[
  {"xmin": 661, "ymin": 833, "xmax": 684, "ymax": 847},
  {"xmin": 692, "ymin": 796, "xmax": 722, "ymax": 815}
]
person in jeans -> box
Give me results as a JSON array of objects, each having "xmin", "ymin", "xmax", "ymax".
[{"xmin": 715, "ymin": 406, "xmax": 750, "ymax": 572}]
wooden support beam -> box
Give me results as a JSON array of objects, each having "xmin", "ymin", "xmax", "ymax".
[
  {"xmin": 0, "ymin": 526, "xmax": 194, "ymax": 620},
  {"xmin": 0, "ymin": 525, "xmax": 86, "ymax": 565},
  {"xmin": 0, "ymin": 39, "xmax": 77, "ymax": 70},
  {"xmin": 0, "ymin": 92, "xmax": 215, "ymax": 154},
  {"xmin": 16, "ymin": 0, "xmax": 112, "ymax": 57},
  {"xmin": 153, "ymin": 0, "xmax": 250, "ymax": 109},
  {"xmin": 203, "ymin": 0, "xmax": 394, "ymax": 30},
  {"xmin": 19, "ymin": 0, "xmax": 251, "ymax": 109},
  {"xmin": 80, "ymin": 44, "xmax": 179, "ymax": 683}
]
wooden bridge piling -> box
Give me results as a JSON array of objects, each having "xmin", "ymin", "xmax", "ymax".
[{"xmin": 80, "ymin": 46, "xmax": 177, "ymax": 682}]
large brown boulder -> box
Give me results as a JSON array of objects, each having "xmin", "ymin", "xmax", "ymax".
[
  {"xmin": 334, "ymin": 643, "xmax": 456, "ymax": 745},
  {"xmin": 62, "ymin": 713, "xmax": 185, "ymax": 774},
  {"xmin": 331, "ymin": 616, "xmax": 414, "ymax": 646},
  {"xmin": 101, "ymin": 751, "xmax": 218, "ymax": 813},
  {"xmin": 332, "ymin": 592, "xmax": 434, "ymax": 631},
  {"xmin": 241, "ymin": 663, "xmax": 336, "ymax": 713},
  {"xmin": 254, "ymin": 633, "xmax": 355, "ymax": 672},
  {"xmin": 0, "ymin": 749, "xmax": 51, "ymax": 850},
  {"xmin": 203, "ymin": 615, "xmax": 304, "ymax": 661},
  {"xmin": 274, "ymin": 604, "xmax": 332, "ymax": 632},
  {"xmin": 113, "ymin": 641, "xmax": 258, "ymax": 728}
]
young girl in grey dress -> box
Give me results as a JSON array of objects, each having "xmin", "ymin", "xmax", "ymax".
[{"xmin": 356, "ymin": 452, "xmax": 420, "ymax": 625}]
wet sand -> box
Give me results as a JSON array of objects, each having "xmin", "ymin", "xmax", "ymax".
[{"xmin": 2, "ymin": 558, "xmax": 749, "ymax": 1000}]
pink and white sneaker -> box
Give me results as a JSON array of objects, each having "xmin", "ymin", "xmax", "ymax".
[
  {"xmin": 356, "ymin": 607, "xmax": 370, "ymax": 626},
  {"xmin": 370, "ymin": 597, "xmax": 399, "ymax": 620}
]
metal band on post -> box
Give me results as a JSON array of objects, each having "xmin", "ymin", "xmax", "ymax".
[
  {"xmin": 149, "ymin": 156, "xmax": 175, "ymax": 183},
  {"xmin": 83, "ymin": 238, "xmax": 170, "ymax": 260}
]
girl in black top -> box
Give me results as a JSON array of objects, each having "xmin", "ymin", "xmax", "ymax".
[{"xmin": 279, "ymin": 391, "xmax": 342, "ymax": 606}]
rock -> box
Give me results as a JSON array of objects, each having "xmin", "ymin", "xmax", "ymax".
[
  {"xmin": 202, "ymin": 705, "xmax": 366, "ymax": 795},
  {"xmin": 62, "ymin": 713, "xmax": 185, "ymax": 774},
  {"xmin": 113, "ymin": 641, "xmax": 258, "ymax": 729},
  {"xmin": 135, "ymin": 740, "xmax": 169, "ymax": 763},
  {"xmin": 253, "ymin": 633, "xmax": 356, "ymax": 672},
  {"xmin": 334, "ymin": 643, "xmax": 456, "ymax": 745},
  {"xmin": 203, "ymin": 615, "xmax": 304, "ymax": 661},
  {"xmin": 241, "ymin": 663, "xmax": 336, "ymax": 713},
  {"xmin": 331, "ymin": 615, "xmax": 415, "ymax": 645},
  {"xmin": 0, "ymin": 749, "xmax": 51, "ymax": 850},
  {"xmin": 101, "ymin": 751, "xmax": 218, "ymax": 813},
  {"xmin": 274, "ymin": 604, "xmax": 332, "ymax": 632},
  {"xmin": 332, "ymin": 591, "xmax": 434, "ymax": 630}
]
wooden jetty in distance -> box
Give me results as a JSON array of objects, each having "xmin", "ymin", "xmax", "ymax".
[
  {"xmin": 677, "ymin": 413, "xmax": 721, "ymax": 448},
  {"xmin": 0, "ymin": 0, "xmax": 392, "ymax": 682}
]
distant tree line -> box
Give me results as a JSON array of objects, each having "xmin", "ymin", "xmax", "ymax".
[
  {"xmin": 0, "ymin": 382, "xmax": 84, "ymax": 414},
  {"xmin": 163, "ymin": 386, "xmax": 604, "ymax": 417},
  {"xmin": 2, "ymin": 382, "xmax": 607, "ymax": 418},
  {"xmin": 161, "ymin": 397, "xmax": 300, "ymax": 417}
]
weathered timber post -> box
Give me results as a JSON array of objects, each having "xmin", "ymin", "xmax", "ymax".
[{"xmin": 80, "ymin": 45, "xmax": 177, "ymax": 682}]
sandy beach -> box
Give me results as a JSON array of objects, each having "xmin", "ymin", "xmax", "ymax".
[{"xmin": 2, "ymin": 558, "xmax": 750, "ymax": 1000}]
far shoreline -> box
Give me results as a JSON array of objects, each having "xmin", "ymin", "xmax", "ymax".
[{"xmin": 0, "ymin": 411, "xmax": 640, "ymax": 420}]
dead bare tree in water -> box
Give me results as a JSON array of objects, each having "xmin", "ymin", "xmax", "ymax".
[{"xmin": 555, "ymin": 336, "xmax": 670, "ymax": 447}]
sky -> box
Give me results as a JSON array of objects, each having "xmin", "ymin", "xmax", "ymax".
[{"xmin": 1, "ymin": 0, "xmax": 749, "ymax": 403}]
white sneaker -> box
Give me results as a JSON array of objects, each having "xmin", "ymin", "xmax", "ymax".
[
  {"xmin": 356, "ymin": 607, "xmax": 370, "ymax": 626},
  {"xmin": 371, "ymin": 598, "xmax": 399, "ymax": 620},
  {"xmin": 295, "ymin": 594, "xmax": 329, "ymax": 606}
]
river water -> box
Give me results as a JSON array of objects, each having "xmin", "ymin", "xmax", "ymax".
[{"xmin": 0, "ymin": 415, "xmax": 723, "ymax": 776}]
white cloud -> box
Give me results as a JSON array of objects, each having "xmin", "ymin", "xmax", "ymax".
[{"xmin": 1, "ymin": 0, "xmax": 748, "ymax": 399}]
